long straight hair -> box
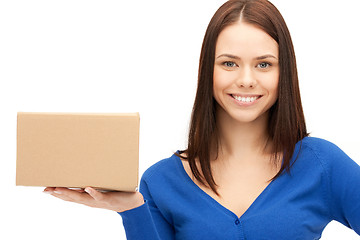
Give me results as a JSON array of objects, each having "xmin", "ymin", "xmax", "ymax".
[{"xmin": 178, "ymin": 0, "xmax": 308, "ymax": 194}]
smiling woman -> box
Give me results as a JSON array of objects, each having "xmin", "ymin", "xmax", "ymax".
[
  {"xmin": 181, "ymin": 0, "xmax": 307, "ymax": 197},
  {"xmin": 40, "ymin": 0, "xmax": 360, "ymax": 239}
]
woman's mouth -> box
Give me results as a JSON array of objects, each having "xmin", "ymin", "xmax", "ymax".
[{"xmin": 230, "ymin": 94, "xmax": 262, "ymax": 103}]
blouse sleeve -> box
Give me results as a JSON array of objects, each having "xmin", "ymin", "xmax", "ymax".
[
  {"xmin": 321, "ymin": 140, "xmax": 360, "ymax": 234},
  {"xmin": 118, "ymin": 175, "xmax": 175, "ymax": 240}
]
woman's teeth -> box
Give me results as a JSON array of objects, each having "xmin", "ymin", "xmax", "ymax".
[{"xmin": 232, "ymin": 95, "xmax": 260, "ymax": 103}]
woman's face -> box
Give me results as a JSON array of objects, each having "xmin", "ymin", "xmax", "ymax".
[{"xmin": 213, "ymin": 21, "xmax": 279, "ymax": 124}]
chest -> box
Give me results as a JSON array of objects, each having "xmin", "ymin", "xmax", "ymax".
[
  {"xmin": 182, "ymin": 159, "xmax": 279, "ymax": 218},
  {"xmin": 173, "ymin": 159, "xmax": 329, "ymax": 240},
  {"xmin": 201, "ymin": 170, "xmax": 275, "ymax": 218}
]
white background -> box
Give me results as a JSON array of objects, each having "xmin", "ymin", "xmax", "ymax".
[{"xmin": 1, "ymin": 0, "xmax": 359, "ymax": 239}]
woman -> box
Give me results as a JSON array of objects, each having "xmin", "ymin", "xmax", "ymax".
[{"xmin": 44, "ymin": 0, "xmax": 360, "ymax": 239}]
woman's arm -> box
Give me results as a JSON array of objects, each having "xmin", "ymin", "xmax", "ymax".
[
  {"xmin": 44, "ymin": 187, "xmax": 164, "ymax": 239},
  {"xmin": 320, "ymin": 141, "xmax": 360, "ymax": 234},
  {"xmin": 44, "ymin": 172, "xmax": 175, "ymax": 239},
  {"xmin": 119, "ymin": 177, "xmax": 176, "ymax": 239}
]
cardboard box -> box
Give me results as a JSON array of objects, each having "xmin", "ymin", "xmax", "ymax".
[{"xmin": 16, "ymin": 112, "xmax": 139, "ymax": 192}]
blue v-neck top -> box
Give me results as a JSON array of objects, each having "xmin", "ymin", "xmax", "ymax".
[{"xmin": 119, "ymin": 137, "xmax": 360, "ymax": 239}]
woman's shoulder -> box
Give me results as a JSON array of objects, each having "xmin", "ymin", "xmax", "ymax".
[
  {"xmin": 139, "ymin": 152, "xmax": 189, "ymax": 202},
  {"xmin": 299, "ymin": 136, "xmax": 342, "ymax": 155},
  {"xmin": 141, "ymin": 152, "xmax": 183, "ymax": 183},
  {"xmin": 299, "ymin": 136, "xmax": 356, "ymax": 171}
]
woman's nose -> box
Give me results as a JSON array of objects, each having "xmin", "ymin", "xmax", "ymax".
[{"xmin": 236, "ymin": 67, "xmax": 256, "ymax": 88}]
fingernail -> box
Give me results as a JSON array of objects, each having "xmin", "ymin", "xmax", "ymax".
[
  {"xmin": 54, "ymin": 191, "xmax": 62, "ymax": 194},
  {"xmin": 84, "ymin": 188, "xmax": 91, "ymax": 194}
]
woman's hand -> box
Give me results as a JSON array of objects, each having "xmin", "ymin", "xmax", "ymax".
[{"xmin": 43, "ymin": 187, "xmax": 144, "ymax": 212}]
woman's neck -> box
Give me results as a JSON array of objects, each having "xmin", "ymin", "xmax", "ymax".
[{"xmin": 215, "ymin": 106, "xmax": 272, "ymax": 164}]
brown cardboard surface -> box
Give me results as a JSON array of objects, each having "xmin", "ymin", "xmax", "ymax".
[{"xmin": 16, "ymin": 112, "xmax": 139, "ymax": 192}]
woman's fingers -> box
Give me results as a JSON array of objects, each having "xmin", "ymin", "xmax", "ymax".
[
  {"xmin": 43, "ymin": 186, "xmax": 145, "ymax": 212},
  {"xmin": 43, "ymin": 187, "xmax": 55, "ymax": 192},
  {"xmin": 44, "ymin": 187, "xmax": 93, "ymax": 204},
  {"xmin": 84, "ymin": 187, "xmax": 104, "ymax": 201}
]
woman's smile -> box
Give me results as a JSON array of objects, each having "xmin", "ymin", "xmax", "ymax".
[{"xmin": 229, "ymin": 94, "xmax": 263, "ymax": 106}]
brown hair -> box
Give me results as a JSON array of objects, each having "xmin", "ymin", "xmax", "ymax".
[{"xmin": 178, "ymin": 0, "xmax": 308, "ymax": 194}]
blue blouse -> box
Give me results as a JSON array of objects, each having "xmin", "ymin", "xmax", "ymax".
[{"xmin": 119, "ymin": 137, "xmax": 360, "ymax": 239}]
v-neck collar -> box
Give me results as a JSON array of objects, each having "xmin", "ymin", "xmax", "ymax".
[{"xmin": 174, "ymin": 153, "xmax": 278, "ymax": 220}]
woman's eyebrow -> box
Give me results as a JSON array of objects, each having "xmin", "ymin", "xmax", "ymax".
[
  {"xmin": 216, "ymin": 53, "xmax": 278, "ymax": 60},
  {"xmin": 216, "ymin": 54, "xmax": 240, "ymax": 59},
  {"xmin": 256, "ymin": 54, "xmax": 278, "ymax": 60}
]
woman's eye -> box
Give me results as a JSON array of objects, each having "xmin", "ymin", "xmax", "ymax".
[
  {"xmin": 257, "ymin": 62, "xmax": 271, "ymax": 69},
  {"xmin": 223, "ymin": 61, "xmax": 237, "ymax": 68}
]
